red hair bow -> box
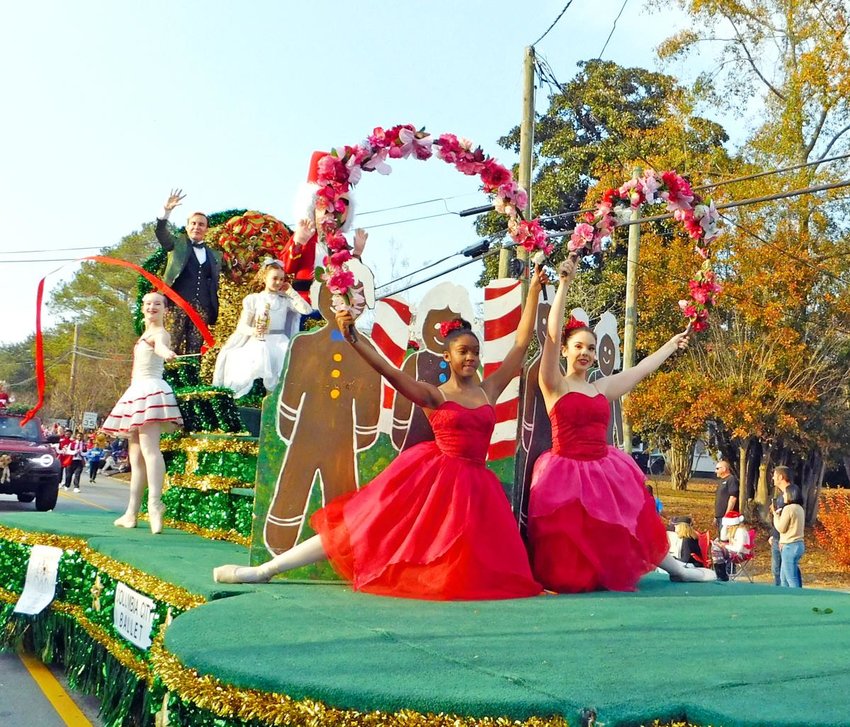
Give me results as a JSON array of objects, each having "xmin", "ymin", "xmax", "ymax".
[
  {"xmin": 564, "ymin": 316, "xmax": 587, "ymax": 332},
  {"xmin": 439, "ymin": 319, "xmax": 464, "ymax": 338}
]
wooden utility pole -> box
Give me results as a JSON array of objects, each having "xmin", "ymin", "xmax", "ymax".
[
  {"xmin": 500, "ymin": 46, "xmax": 536, "ymax": 280},
  {"xmin": 69, "ymin": 323, "xmax": 79, "ymax": 428},
  {"xmin": 620, "ymin": 200, "xmax": 641, "ymax": 455}
]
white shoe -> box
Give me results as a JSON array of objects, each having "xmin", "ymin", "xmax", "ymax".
[
  {"xmin": 213, "ymin": 565, "xmax": 271, "ymax": 584},
  {"xmin": 73, "ymin": 487, "xmax": 80, "ymax": 493},
  {"xmin": 113, "ymin": 513, "xmax": 138, "ymax": 528}
]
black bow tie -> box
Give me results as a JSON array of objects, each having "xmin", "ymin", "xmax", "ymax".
[{"xmin": 191, "ymin": 241, "xmax": 205, "ymax": 248}]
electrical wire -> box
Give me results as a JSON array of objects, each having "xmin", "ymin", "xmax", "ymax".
[
  {"xmin": 531, "ymin": 0, "xmax": 575, "ymax": 47},
  {"xmin": 597, "ymin": 0, "xmax": 630, "ymax": 59}
]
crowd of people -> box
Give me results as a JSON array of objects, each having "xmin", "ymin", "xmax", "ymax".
[{"xmin": 43, "ymin": 423, "xmax": 129, "ymax": 492}]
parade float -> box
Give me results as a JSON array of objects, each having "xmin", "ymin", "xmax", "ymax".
[{"xmin": 1, "ymin": 129, "xmax": 848, "ymax": 727}]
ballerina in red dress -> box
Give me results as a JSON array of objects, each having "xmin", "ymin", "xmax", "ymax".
[
  {"xmin": 528, "ymin": 258, "xmax": 715, "ymax": 592},
  {"xmin": 213, "ymin": 270, "xmax": 549, "ymax": 601}
]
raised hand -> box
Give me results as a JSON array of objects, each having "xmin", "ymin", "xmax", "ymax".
[
  {"xmin": 164, "ymin": 188, "xmax": 186, "ymax": 211},
  {"xmin": 353, "ymin": 228, "xmax": 368, "ymax": 257},
  {"xmin": 293, "ymin": 217, "xmax": 316, "ymax": 246},
  {"xmin": 529, "ymin": 263, "xmax": 550, "ymax": 291},
  {"xmin": 558, "ymin": 255, "xmax": 578, "ymax": 284},
  {"xmin": 335, "ymin": 309, "xmax": 356, "ymax": 338},
  {"xmin": 670, "ymin": 329, "xmax": 691, "ymax": 351}
]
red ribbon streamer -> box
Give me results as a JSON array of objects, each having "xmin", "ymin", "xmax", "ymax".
[{"xmin": 21, "ymin": 255, "xmax": 215, "ymax": 426}]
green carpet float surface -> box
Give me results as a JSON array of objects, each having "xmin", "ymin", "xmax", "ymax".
[{"xmin": 2, "ymin": 510, "xmax": 850, "ymax": 727}]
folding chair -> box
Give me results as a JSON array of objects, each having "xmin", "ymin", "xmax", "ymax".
[
  {"xmin": 693, "ymin": 530, "xmax": 712, "ymax": 568},
  {"xmin": 727, "ymin": 528, "xmax": 756, "ymax": 583}
]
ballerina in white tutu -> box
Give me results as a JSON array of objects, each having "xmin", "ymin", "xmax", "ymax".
[
  {"xmin": 213, "ymin": 259, "xmax": 312, "ymax": 398},
  {"xmin": 102, "ymin": 291, "xmax": 182, "ymax": 533}
]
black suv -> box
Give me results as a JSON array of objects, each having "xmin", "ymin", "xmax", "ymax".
[{"xmin": 0, "ymin": 413, "xmax": 62, "ymax": 510}]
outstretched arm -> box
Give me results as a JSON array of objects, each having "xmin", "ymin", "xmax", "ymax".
[
  {"xmin": 539, "ymin": 257, "xmax": 576, "ymax": 399},
  {"xmin": 336, "ymin": 311, "xmax": 443, "ymax": 410},
  {"xmin": 482, "ymin": 265, "xmax": 548, "ymax": 399},
  {"xmin": 150, "ymin": 330, "xmax": 177, "ymax": 362},
  {"xmin": 155, "ymin": 188, "xmax": 185, "ymax": 252},
  {"xmin": 595, "ymin": 327, "xmax": 690, "ymax": 400}
]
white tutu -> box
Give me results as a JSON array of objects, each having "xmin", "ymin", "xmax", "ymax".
[{"xmin": 102, "ymin": 377, "xmax": 182, "ymax": 433}]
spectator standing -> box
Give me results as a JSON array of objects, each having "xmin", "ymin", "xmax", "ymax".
[
  {"xmin": 85, "ymin": 444, "xmax": 105, "ymax": 483},
  {"xmin": 63, "ymin": 431, "xmax": 87, "ymax": 492},
  {"xmin": 714, "ymin": 460, "xmax": 739, "ymax": 534},
  {"xmin": 772, "ymin": 471, "xmax": 805, "ymax": 588}
]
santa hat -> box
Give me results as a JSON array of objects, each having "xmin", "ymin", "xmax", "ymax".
[
  {"xmin": 291, "ymin": 150, "xmax": 355, "ymax": 232},
  {"xmin": 722, "ymin": 511, "xmax": 744, "ymax": 527}
]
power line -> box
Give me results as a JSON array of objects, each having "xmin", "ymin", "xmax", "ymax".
[
  {"xmin": 531, "ymin": 0, "xmax": 575, "ymax": 47},
  {"xmin": 2, "ymin": 245, "xmax": 102, "ymax": 254},
  {"xmin": 597, "ymin": 0, "xmax": 630, "ymax": 59}
]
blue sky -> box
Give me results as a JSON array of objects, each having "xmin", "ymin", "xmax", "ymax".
[{"xmin": 0, "ymin": 0, "xmax": 714, "ymax": 346}]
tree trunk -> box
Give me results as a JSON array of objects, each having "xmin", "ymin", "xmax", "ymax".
[
  {"xmin": 800, "ymin": 448, "xmax": 826, "ymax": 526},
  {"xmin": 667, "ymin": 436, "xmax": 695, "ymax": 491}
]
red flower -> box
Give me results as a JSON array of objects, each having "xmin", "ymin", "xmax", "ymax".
[
  {"xmin": 439, "ymin": 319, "xmax": 464, "ymax": 337},
  {"xmin": 480, "ymin": 159, "xmax": 512, "ymax": 192}
]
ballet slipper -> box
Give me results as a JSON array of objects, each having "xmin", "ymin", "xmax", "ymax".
[
  {"xmin": 213, "ymin": 565, "xmax": 271, "ymax": 584},
  {"xmin": 148, "ymin": 501, "xmax": 165, "ymax": 535},
  {"xmin": 113, "ymin": 513, "xmax": 138, "ymax": 529}
]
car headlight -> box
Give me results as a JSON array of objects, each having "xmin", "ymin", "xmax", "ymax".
[{"xmin": 28, "ymin": 454, "xmax": 55, "ymax": 467}]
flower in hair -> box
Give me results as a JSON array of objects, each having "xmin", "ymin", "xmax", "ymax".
[
  {"xmin": 563, "ymin": 316, "xmax": 587, "ymax": 333},
  {"xmin": 439, "ymin": 319, "xmax": 464, "ymax": 338}
]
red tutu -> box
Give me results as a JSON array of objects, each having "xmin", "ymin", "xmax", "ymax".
[
  {"xmin": 528, "ymin": 392, "xmax": 668, "ymax": 593},
  {"xmin": 311, "ymin": 401, "xmax": 541, "ymax": 601}
]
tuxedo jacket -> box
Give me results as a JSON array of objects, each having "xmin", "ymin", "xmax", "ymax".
[{"xmin": 155, "ymin": 218, "xmax": 223, "ymax": 321}]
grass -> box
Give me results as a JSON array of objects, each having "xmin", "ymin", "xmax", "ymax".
[{"xmin": 653, "ymin": 476, "xmax": 850, "ymax": 590}]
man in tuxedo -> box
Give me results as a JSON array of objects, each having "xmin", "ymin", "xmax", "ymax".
[{"xmin": 155, "ymin": 188, "xmax": 222, "ymax": 354}]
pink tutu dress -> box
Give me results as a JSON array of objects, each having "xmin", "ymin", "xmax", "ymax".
[
  {"xmin": 311, "ymin": 401, "xmax": 542, "ymax": 601},
  {"xmin": 528, "ymin": 392, "xmax": 668, "ymax": 593},
  {"xmin": 102, "ymin": 338, "xmax": 183, "ymax": 434}
]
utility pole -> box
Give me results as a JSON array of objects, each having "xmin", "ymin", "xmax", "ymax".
[
  {"xmin": 499, "ymin": 46, "xmax": 536, "ymax": 280},
  {"xmin": 620, "ymin": 195, "xmax": 641, "ymax": 455},
  {"xmin": 69, "ymin": 323, "xmax": 79, "ymax": 428}
]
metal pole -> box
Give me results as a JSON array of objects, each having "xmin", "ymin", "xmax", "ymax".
[
  {"xmin": 620, "ymin": 204, "xmax": 641, "ymax": 455},
  {"xmin": 69, "ymin": 323, "xmax": 79, "ymax": 428}
]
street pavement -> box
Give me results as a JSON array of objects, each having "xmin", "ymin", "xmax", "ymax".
[{"xmin": 0, "ymin": 472, "xmax": 133, "ymax": 726}]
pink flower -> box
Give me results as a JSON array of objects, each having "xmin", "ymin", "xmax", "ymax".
[
  {"xmin": 480, "ymin": 159, "xmax": 512, "ymax": 192},
  {"xmin": 328, "ymin": 249, "xmax": 352, "ymax": 267},
  {"xmin": 678, "ymin": 300, "xmax": 697, "ymax": 318},
  {"xmin": 327, "ymin": 269, "xmax": 355, "ymax": 295}
]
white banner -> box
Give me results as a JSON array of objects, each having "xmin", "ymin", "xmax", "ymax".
[
  {"xmin": 114, "ymin": 581, "xmax": 156, "ymax": 649},
  {"xmin": 14, "ymin": 545, "xmax": 63, "ymax": 615}
]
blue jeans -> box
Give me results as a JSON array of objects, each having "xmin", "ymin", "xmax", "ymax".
[
  {"xmin": 780, "ymin": 541, "xmax": 804, "ymax": 588},
  {"xmin": 771, "ymin": 537, "xmax": 781, "ymax": 586}
]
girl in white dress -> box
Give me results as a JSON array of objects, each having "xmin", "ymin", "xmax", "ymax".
[
  {"xmin": 102, "ymin": 291, "xmax": 182, "ymax": 533},
  {"xmin": 213, "ymin": 259, "xmax": 312, "ymax": 397}
]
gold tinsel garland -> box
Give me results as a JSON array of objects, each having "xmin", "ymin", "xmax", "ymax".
[
  {"xmin": 167, "ymin": 473, "xmax": 249, "ymax": 492},
  {"xmin": 160, "ymin": 437, "xmax": 259, "ymax": 456},
  {"xmin": 159, "ymin": 519, "xmax": 250, "ymax": 547},
  {"xmin": 0, "ymin": 526, "xmax": 205, "ymax": 611},
  {"xmin": 0, "ymin": 589, "xmax": 151, "ymax": 680},
  {"xmin": 148, "ymin": 638, "xmax": 570, "ymax": 727}
]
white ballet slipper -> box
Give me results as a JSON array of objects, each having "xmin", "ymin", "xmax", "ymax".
[
  {"xmin": 213, "ymin": 565, "xmax": 271, "ymax": 584},
  {"xmin": 113, "ymin": 513, "xmax": 138, "ymax": 529}
]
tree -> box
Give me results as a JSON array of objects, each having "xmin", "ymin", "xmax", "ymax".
[
  {"xmin": 655, "ymin": 0, "xmax": 850, "ymax": 521},
  {"xmin": 38, "ymin": 223, "xmax": 158, "ymax": 423}
]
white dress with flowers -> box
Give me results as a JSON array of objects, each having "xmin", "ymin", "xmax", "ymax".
[{"xmin": 213, "ymin": 290, "xmax": 312, "ymax": 398}]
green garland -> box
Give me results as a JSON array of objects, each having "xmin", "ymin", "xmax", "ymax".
[
  {"xmin": 2, "ymin": 609, "xmax": 153, "ymax": 727},
  {"xmin": 142, "ymin": 487, "xmax": 253, "ymax": 539},
  {"xmin": 165, "ymin": 450, "xmax": 257, "ymax": 483},
  {"xmin": 173, "ymin": 386, "xmax": 245, "ymax": 433},
  {"xmin": 165, "ymin": 357, "xmax": 203, "ymax": 388}
]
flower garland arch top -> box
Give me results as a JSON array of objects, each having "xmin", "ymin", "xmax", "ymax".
[
  {"xmin": 311, "ymin": 124, "xmax": 552, "ymax": 314},
  {"xmin": 569, "ymin": 169, "xmax": 723, "ymax": 331}
]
